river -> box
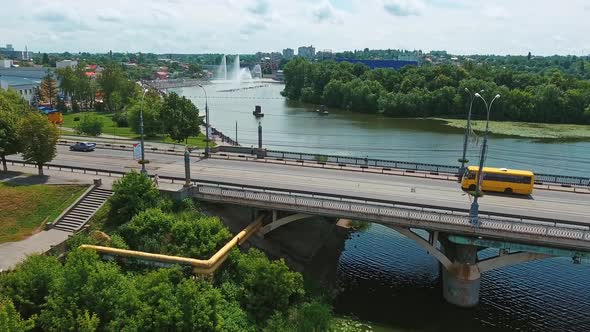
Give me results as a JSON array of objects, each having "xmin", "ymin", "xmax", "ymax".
[{"xmin": 176, "ymin": 81, "xmax": 590, "ymax": 331}]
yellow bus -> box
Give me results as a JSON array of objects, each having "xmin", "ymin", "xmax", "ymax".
[{"xmin": 461, "ymin": 166, "xmax": 535, "ymax": 195}]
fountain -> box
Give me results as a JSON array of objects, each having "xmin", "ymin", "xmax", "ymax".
[
  {"xmin": 216, "ymin": 54, "xmax": 253, "ymax": 82},
  {"xmin": 216, "ymin": 55, "xmax": 227, "ymax": 80}
]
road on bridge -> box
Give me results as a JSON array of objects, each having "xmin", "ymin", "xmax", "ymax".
[{"xmin": 11, "ymin": 146, "xmax": 590, "ymax": 225}]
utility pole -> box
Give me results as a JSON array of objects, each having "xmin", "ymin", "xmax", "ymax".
[
  {"xmin": 459, "ymin": 88, "xmax": 484, "ymax": 177},
  {"xmin": 469, "ymin": 93, "xmax": 501, "ymax": 227},
  {"xmin": 235, "ymin": 121, "xmax": 238, "ymax": 146},
  {"xmin": 140, "ymin": 88, "xmax": 148, "ymax": 174}
]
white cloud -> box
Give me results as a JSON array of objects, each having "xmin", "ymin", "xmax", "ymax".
[
  {"xmin": 312, "ymin": 1, "xmax": 343, "ymax": 24},
  {"xmin": 383, "ymin": 0, "xmax": 425, "ymax": 17},
  {"xmin": 0, "ymin": 0, "xmax": 588, "ymax": 55}
]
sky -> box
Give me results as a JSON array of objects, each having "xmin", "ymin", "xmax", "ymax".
[{"xmin": 1, "ymin": 0, "xmax": 589, "ymax": 56}]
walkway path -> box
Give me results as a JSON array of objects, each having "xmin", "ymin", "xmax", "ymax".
[
  {"xmin": 0, "ymin": 167, "xmax": 183, "ymax": 271},
  {"xmin": 0, "ymin": 229, "xmax": 70, "ymax": 271}
]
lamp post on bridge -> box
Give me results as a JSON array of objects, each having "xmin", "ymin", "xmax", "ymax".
[
  {"xmin": 469, "ymin": 93, "xmax": 501, "ymax": 227},
  {"xmin": 139, "ymin": 88, "xmax": 149, "ymax": 174},
  {"xmin": 459, "ymin": 88, "xmax": 484, "ymax": 177},
  {"xmin": 197, "ymin": 84, "xmax": 210, "ymax": 158}
]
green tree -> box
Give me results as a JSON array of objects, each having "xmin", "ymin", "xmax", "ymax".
[
  {"xmin": 127, "ymin": 92, "xmax": 162, "ymax": 137},
  {"xmin": 109, "ymin": 171, "xmax": 160, "ymax": 224},
  {"xmin": 230, "ymin": 249, "xmax": 304, "ymax": 321},
  {"xmin": 161, "ymin": 92, "xmax": 201, "ymax": 143},
  {"xmin": 0, "ymin": 89, "xmax": 29, "ymax": 172},
  {"xmin": 76, "ymin": 115, "xmax": 103, "ymax": 136},
  {"xmin": 98, "ymin": 63, "xmax": 136, "ymax": 112},
  {"xmin": 55, "ymin": 66, "xmax": 76, "ymax": 103},
  {"xmin": 17, "ymin": 112, "xmax": 59, "ymax": 175},
  {"xmin": 0, "ymin": 255, "xmax": 61, "ymax": 319},
  {"xmin": 0, "ymin": 298, "xmax": 35, "ymax": 332}
]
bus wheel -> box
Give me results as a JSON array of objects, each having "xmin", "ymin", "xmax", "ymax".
[
  {"xmin": 468, "ymin": 185, "xmax": 476, "ymax": 191},
  {"xmin": 504, "ymin": 188, "xmax": 513, "ymax": 194}
]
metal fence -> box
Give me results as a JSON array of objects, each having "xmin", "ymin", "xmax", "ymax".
[
  {"xmin": 265, "ymin": 149, "xmax": 590, "ymax": 186},
  {"xmin": 195, "ymin": 184, "xmax": 590, "ymax": 248},
  {"xmin": 266, "ymin": 150, "xmax": 459, "ymax": 174},
  {"xmin": 8, "ymin": 158, "xmax": 590, "ymax": 247}
]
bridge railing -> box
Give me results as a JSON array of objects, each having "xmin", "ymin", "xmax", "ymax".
[
  {"xmin": 194, "ymin": 184, "xmax": 590, "ymax": 249},
  {"xmin": 8, "ymin": 158, "xmax": 590, "ymax": 248},
  {"xmin": 264, "ymin": 149, "xmax": 590, "ymax": 187}
]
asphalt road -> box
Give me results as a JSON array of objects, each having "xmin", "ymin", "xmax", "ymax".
[{"xmin": 13, "ymin": 146, "xmax": 590, "ymax": 225}]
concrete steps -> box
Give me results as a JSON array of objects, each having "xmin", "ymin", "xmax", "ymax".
[{"xmin": 53, "ymin": 188, "xmax": 112, "ymax": 232}]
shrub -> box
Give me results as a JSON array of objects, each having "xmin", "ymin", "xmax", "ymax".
[
  {"xmin": 229, "ymin": 249, "xmax": 305, "ymax": 321},
  {"xmin": 73, "ymin": 116, "xmax": 80, "ymax": 121},
  {"xmin": 109, "ymin": 171, "xmax": 160, "ymax": 225},
  {"xmin": 0, "ymin": 298, "xmax": 35, "ymax": 331},
  {"xmin": 112, "ymin": 112, "xmax": 129, "ymax": 127},
  {"xmin": 75, "ymin": 115, "xmax": 103, "ymax": 136}
]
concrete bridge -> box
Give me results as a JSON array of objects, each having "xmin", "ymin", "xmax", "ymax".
[
  {"xmin": 188, "ymin": 180, "xmax": 589, "ymax": 307},
  {"xmin": 7, "ymin": 145, "xmax": 590, "ymax": 307}
]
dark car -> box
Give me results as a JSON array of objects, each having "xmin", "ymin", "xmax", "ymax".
[{"xmin": 69, "ymin": 142, "xmax": 96, "ymax": 152}]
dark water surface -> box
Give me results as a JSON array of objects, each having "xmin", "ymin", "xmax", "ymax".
[{"xmin": 179, "ymin": 82, "xmax": 590, "ymax": 331}]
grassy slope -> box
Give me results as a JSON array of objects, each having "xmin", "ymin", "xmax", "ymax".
[
  {"xmin": 0, "ymin": 182, "xmax": 87, "ymax": 243},
  {"xmin": 62, "ymin": 112, "xmax": 211, "ymax": 148},
  {"xmin": 437, "ymin": 118, "xmax": 590, "ymax": 139}
]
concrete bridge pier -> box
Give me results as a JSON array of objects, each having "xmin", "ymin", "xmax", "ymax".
[{"xmin": 441, "ymin": 242, "xmax": 481, "ymax": 307}]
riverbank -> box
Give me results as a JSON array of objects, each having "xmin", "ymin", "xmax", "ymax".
[{"xmin": 434, "ymin": 118, "xmax": 590, "ymax": 140}]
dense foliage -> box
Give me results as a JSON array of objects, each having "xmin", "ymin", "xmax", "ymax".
[
  {"xmin": 75, "ymin": 115, "xmax": 103, "ymax": 136},
  {"xmin": 0, "ymin": 171, "xmax": 334, "ymax": 331},
  {"xmin": 282, "ymin": 58, "xmax": 590, "ymax": 124},
  {"xmin": 160, "ymin": 92, "xmax": 202, "ymax": 143},
  {"xmin": 0, "ymin": 89, "xmax": 32, "ymax": 172},
  {"xmin": 108, "ymin": 171, "xmax": 160, "ymax": 225},
  {"xmin": 17, "ymin": 112, "xmax": 59, "ymax": 175}
]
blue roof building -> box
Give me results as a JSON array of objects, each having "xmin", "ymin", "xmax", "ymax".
[{"xmin": 335, "ymin": 59, "xmax": 418, "ymax": 70}]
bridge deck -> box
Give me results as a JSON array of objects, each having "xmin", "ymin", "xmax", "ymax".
[{"xmin": 23, "ymin": 146, "xmax": 590, "ymax": 227}]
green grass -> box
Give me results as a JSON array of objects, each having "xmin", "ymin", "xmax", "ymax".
[
  {"xmin": 0, "ymin": 182, "xmax": 87, "ymax": 243},
  {"xmin": 436, "ymin": 118, "xmax": 590, "ymax": 139},
  {"xmin": 61, "ymin": 112, "xmax": 211, "ymax": 148}
]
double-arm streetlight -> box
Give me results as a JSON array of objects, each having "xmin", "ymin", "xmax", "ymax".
[
  {"xmin": 469, "ymin": 93, "xmax": 501, "ymax": 227},
  {"xmin": 197, "ymin": 84, "xmax": 210, "ymax": 158},
  {"xmin": 140, "ymin": 88, "xmax": 148, "ymax": 174},
  {"xmin": 459, "ymin": 88, "xmax": 484, "ymax": 177}
]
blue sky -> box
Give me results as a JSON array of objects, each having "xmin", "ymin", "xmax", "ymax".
[{"xmin": 1, "ymin": 0, "xmax": 589, "ymax": 55}]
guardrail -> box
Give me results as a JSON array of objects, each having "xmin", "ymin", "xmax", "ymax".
[
  {"xmin": 8, "ymin": 158, "xmax": 590, "ymax": 225},
  {"xmin": 8, "ymin": 158, "xmax": 590, "ymax": 230},
  {"xmin": 194, "ymin": 184, "xmax": 590, "ymax": 251},
  {"xmin": 58, "ymin": 139, "xmax": 203, "ymax": 157},
  {"xmin": 263, "ymin": 149, "xmax": 590, "ymax": 188}
]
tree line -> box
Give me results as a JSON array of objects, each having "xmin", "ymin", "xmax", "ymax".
[
  {"xmin": 282, "ymin": 57, "xmax": 590, "ymax": 124},
  {"xmin": 0, "ymin": 89, "xmax": 59, "ymax": 175},
  {"xmin": 0, "ymin": 172, "xmax": 335, "ymax": 331}
]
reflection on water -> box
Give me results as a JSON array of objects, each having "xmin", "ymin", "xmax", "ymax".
[
  {"xmin": 179, "ymin": 83, "xmax": 590, "ymax": 177},
  {"xmin": 335, "ymin": 224, "xmax": 590, "ymax": 332}
]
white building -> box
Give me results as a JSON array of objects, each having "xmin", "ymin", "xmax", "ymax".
[
  {"xmin": 56, "ymin": 60, "xmax": 78, "ymax": 69},
  {"xmin": 0, "ymin": 77, "xmax": 39, "ymax": 104},
  {"xmin": 0, "ymin": 59, "xmax": 13, "ymax": 68}
]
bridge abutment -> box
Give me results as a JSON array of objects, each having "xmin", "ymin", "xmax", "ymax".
[{"xmin": 441, "ymin": 242, "xmax": 481, "ymax": 307}]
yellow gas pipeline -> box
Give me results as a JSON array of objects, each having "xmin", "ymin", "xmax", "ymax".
[{"xmin": 80, "ymin": 214, "xmax": 264, "ymax": 275}]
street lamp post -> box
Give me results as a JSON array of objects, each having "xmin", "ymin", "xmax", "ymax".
[
  {"xmin": 459, "ymin": 88, "xmax": 484, "ymax": 177},
  {"xmin": 197, "ymin": 84, "xmax": 210, "ymax": 158},
  {"xmin": 140, "ymin": 88, "xmax": 148, "ymax": 174},
  {"xmin": 469, "ymin": 93, "xmax": 501, "ymax": 227}
]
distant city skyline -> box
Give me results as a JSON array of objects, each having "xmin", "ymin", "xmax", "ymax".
[{"xmin": 2, "ymin": 0, "xmax": 590, "ymax": 56}]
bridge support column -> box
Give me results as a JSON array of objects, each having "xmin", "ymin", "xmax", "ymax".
[{"xmin": 442, "ymin": 242, "xmax": 481, "ymax": 307}]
